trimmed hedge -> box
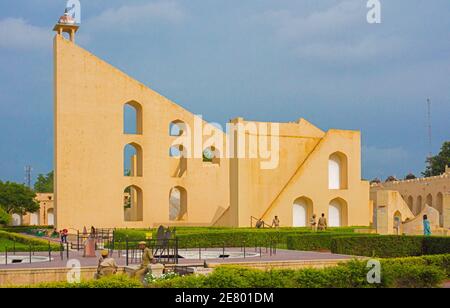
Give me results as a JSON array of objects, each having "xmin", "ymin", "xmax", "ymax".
[
  {"xmin": 113, "ymin": 227, "xmax": 367, "ymax": 248},
  {"xmin": 0, "ymin": 230, "xmax": 61, "ymax": 252},
  {"xmin": 0, "ymin": 226, "xmax": 53, "ymax": 234},
  {"xmin": 286, "ymin": 233, "xmax": 378, "ymax": 252},
  {"xmin": 16, "ymin": 275, "xmax": 142, "ymax": 289},
  {"xmin": 330, "ymin": 235, "xmax": 450, "ymax": 258},
  {"xmin": 149, "ymin": 255, "xmax": 450, "ymax": 288}
]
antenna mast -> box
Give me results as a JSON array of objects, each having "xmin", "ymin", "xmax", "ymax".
[{"xmin": 25, "ymin": 165, "xmax": 33, "ymax": 188}]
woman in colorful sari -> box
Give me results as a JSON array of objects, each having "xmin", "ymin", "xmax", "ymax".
[{"xmin": 423, "ymin": 215, "xmax": 432, "ymax": 236}]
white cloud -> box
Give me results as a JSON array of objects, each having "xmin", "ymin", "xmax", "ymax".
[
  {"xmin": 0, "ymin": 18, "xmax": 52, "ymax": 50},
  {"xmin": 86, "ymin": 1, "xmax": 186, "ymax": 31},
  {"xmin": 259, "ymin": 0, "xmax": 405, "ymax": 63}
]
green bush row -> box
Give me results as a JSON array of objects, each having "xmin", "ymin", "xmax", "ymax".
[
  {"xmin": 150, "ymin": 255, "xmax": 450, "ymax": 288},
  {"xmin": 0, "ymin": 226, "xmax": 53, "ymax": 234},
  {"xmin": 0, "ymin": 230, "xmax": 61, "ymax": 252},
  {"xmin": 15, "ymin": 275, "xmax": 142, "ymax": 289},
  {"xmin": 330, "ymin": 235, "xmax": 450, "ymax": 258},
  {"xmin": 286, "ymin": 233, "xmax": 378, "ymax": 251},
  {"xmin": 113, "ymin": 227, "xmax": 366, "ymax": 248}
]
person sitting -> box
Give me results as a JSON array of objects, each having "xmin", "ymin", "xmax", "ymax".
[
  {"xmin": 133, "ymin": 241, "xmax": 155, "ymax": 282},
  {"xmin": 96, "ymin": 250, "xmax": 118, "ymax": 279},
  {"xmin": 255, "ymin": 219, "xmax": 264, "ymax": 229}
]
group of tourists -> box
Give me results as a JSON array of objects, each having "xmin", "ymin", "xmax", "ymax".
[{"xmin": 256, "ymin": 213, "xmax": 328, "ymax": 231}]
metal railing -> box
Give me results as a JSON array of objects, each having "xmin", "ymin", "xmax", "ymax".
[{"xmin": 1, "ymin": 240, "xmax": 71, "ymax": 266}]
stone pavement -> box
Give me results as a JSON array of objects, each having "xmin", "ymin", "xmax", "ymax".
[{"xmin": 0, "ymin": 248, "xmax": 354, "ymax": 270}]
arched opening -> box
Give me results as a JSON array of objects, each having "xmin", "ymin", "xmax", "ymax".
[
  {"xmin": 436, "ymin": 192, "xmax": 444, "ymax": 227},
  {"xmin": 406, "ymin": 196, "xmax": 414, "ymax": 212},
  {"xmin": 416, "ymin": 195, "xmax": 423, "ymax": 214},
  {"xmin": 30, "ymin": 211, "xmax": 39, "ymax": 226},
  {"xmin": 292, "ymin": 197, "xmax": 313, "ymax": 227},
  {"xmin": 426, "ymin": 194, "xmax": 433, "ymax": 207},
  {"xmin": 203, "ymin": 146, "xmax": 220, "ymax": 165},
  {"xmin": 47, "ymin": 209, "xmax": 54, "ymax": 226},
  {"xmin": 328, "ymin": 152, "xmax": 348, "ymax": 190},
  {"xmin": 124, "ymin": 101, "xmax": 143, "ymax": 135},
  {"xmin": 123, "ymin": 185, "xmax": 143, "ymax": 222},
  {"xmin": 124, "ymin": 143, "xmax": 143, "ymax": 177},
  {"xmin": 328, "ymin": 198, "xmax": 348, "ymax": 227},
  {"xmin": 169, "ymin": 187, "xmax": 187, "ymax": 221},
  {"xmin": 11, "ymin": 214, "xmax": 21, "ymax": 226},
  {"xmin": 169, "ymin": 120, "xmax": 187, "ymax": 137},
  {"xmin": 393, "ymin": 211, "xmax": 402, "ymax": 235}
]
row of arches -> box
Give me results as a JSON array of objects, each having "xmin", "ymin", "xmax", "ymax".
[
  {"xmin": 405, "ymin": 193, "xmax": 444, "ymax": 225},
  {"xmin": 11, "ymin": 209, "xmax": 54, "ymax": 226},
  {"xmin": 292, "ymin": 197, "xmax": 348, "ymax": 227},
  {"xmin": 124, "ymin": 104, "xmax": 222, "ymax": 178}
]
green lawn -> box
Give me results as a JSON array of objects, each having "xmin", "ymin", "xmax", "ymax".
[{"xmin": 0, "ymin": 238, "xmax": 31, "ymax": 252}]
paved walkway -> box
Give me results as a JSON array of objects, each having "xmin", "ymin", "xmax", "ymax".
[{"xmin": 0, "ymin": 248, "xmax": 354, "ymax": 270}]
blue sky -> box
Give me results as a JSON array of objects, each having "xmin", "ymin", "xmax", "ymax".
[{"xmin": 0, "ymin": 0, "xmax": 449, "ymax": 184}]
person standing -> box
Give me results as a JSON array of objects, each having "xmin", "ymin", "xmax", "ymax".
[
  {"xmin": 272, "ymin": 216, "xmax": 280, "ymax": 228},
  {"xmin": 317, "ymin": 213, "xmax": 327, "ymax": 231},
  {"xmin": 423, "ymin": 215, "xmax": 432, "ymax": 236},
  {"xmin": 310, "ymin": 214, "xmax": 317, "ymax": 232}
]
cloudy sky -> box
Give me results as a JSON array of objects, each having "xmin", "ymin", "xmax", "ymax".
[{"xmin": 0, "ymin": 0, "xmax": 449, "ymax": 184}]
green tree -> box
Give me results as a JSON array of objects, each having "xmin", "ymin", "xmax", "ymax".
[
  {"xmin": 0, "ymin": 208, "xmax": 11, "ymax": 226},
  {"xmin": 34, "ymin": 171, "xmax": 54, "ymax": 193},
  {"xmin": 423, "ymin": 141, "xmax": 450, "ymax": 177},
  {"xmin": 0, "ymin": 181, "xmax": 39, "ymax": 215}
]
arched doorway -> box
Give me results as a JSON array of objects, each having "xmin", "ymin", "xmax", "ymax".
[
  {"xmin": 11, "ymin": 214, "xmax": 21, "ymax": 226},
  {"xmin": 393, "ymin": 211, "xmax": 402, "ymax": 235},
  {"xmin": 328, "ymin": 198, "xmax": 348, "ymax": 227},
  {"xmin": 406, "ymin": 196, "xmax": 414, "ymax": 212},
  {"xmin": 30, "ymin": 212, "xmax": 39, "ymax": 226},
  {"xmin": 123, "ymin": 185, "xmax": 143, "ymax": 222},
  {"xmin": 292, "ymin": 197, "xmax": 313, "ymax": 227},
  {"xmin": 47, "ymin": 209, "xmax": 54, "ymax": 226},
  {"xmin": 426, "ymin": 194, "xmax": 433, "ymax": 207},
  {"xmin": 169, "ymin": 187, "xmax": 187, "ymax": 221},
  {"xmin": 416, "ymin": 195, "xmax": 423, "ymax": 214},
  {"xmin": 328, "ymin": 152, "xmax": 348, "ymax": 189},
  {"xmin": 436, "ymin": 193, "xmax": 443, "ymax": 227}
]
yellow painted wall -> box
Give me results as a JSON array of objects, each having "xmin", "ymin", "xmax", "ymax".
[{"xmin": 54, "ymin": 32, "xmax": 370, "ymax": 230}]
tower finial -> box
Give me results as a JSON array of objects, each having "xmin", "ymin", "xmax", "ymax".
[{"xmin": 53, "ymin": 7, "xmax": 79, "ymax": 43}]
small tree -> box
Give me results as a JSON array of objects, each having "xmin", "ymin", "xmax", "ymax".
[
  {"xmin": 0, "ymin": 208, "xmax": 11, "ymax": 226},
  {"xmin": 404, "ymin": 173, "xmax": 416, "ymax": 180},
  {"xmin": 34, "ymin": 171, "xmax": 54, "ymax": 193},
  {"xmin": 0, "ymin": 181, "xmax": 39, "ymax": 215},
  {"xmin": 423, "ymin": 141, "xmax": 450, "ymax": 177}
]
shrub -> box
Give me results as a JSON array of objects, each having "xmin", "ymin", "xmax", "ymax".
[
  {"xmin": 0, "ymin": 209, "xmax": 11, "ymax": 226},
  {"xmin": 148, "ymin": 255, "xmax": 449, "ymax": 288},
  {"xmin": 0, "ymin": 230, "xmax": 60, "ymax": 252},
  {"xmin": 330, "ymin": 235, "xmax": 450, "ymax": 258},
  {"xmin": 22, "ymin": 275, "xmax": 142, "ymax": 289},
  {"xmin": 114, "ymin": 227, "xmax": 369, "ymax": 249},
  {"xmin": 286, "ymin": 233, "xmax": 377, "ymax": 251}
]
